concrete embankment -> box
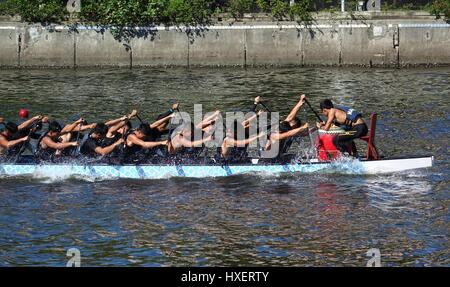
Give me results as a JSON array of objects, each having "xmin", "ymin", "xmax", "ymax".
[{"xmin": 0, "ymin": 17, "xmax": 449, "ymax": 68}]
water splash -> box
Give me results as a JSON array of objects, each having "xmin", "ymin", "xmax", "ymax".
[
  {"xmin": 326, "ymin": 156, "xmax": 365, "ymax": 174},
  {"xmin": 31, "ymin": 165, "xmax": 110, "ymax": 183}
]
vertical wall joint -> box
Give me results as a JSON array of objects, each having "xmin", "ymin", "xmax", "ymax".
[
  {"xmin": 393, "ymin": 24, "xmax": 400, "ymax": 67},
  {"xmin": 17, "ymin": 32, "xmax": 22, "ymax": 67},
  {"xmin": 244, "ymin": 29, "xmax": 247, "ymax": 68}
]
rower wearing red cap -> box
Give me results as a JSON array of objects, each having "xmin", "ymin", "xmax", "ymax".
[{"xmin": 19, "ymin": 108, "xmax": 29, "ymax": 119}]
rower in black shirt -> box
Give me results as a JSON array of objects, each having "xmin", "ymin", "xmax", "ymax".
[
  {"xmin": 220, "ymin": 119, "xmax": 266, "ymax": 163},
  {"xmin": 123, "ymin": 123, "xmax": 168, "ymax": 163},
  {"xmin": 79, "ymin": 123, "xmax": 124, "ymax": 158},
  {"xmin": 103, "ymin": 110, "xmax": 137, "ymax": 146},
  {"xmin": 152, "ymin": 103, "xmax": 179, "ymax": 138},
  {"xmin": 36, "ymin": 121, "xmax": 79, "ymax": 161},
  {"xmin": 0, "ymin": 122, "xmax": 29, "ymax": 158},
  {"xmin": 258, "ymin": 94, "xmax": 310, "ymax": 161}
]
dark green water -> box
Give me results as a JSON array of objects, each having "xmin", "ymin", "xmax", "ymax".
[{"xmin": 0, "ymin": 67, "xmax": 448, "ymax": 266}]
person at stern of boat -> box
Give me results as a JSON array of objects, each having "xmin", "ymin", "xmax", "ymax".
[{"xmin": 317, "ymin": 99, "xmax": 368, "ymax": 155}]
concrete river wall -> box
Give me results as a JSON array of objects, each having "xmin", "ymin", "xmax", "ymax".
[{"xmin": 0, "ymin": 19, "xmax": 449, "ymax": 68}]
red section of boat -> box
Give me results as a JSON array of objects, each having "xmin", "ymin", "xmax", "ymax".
[{"xmin": 316, "ymin": 134, "xmax": 340, "ymax": 161}]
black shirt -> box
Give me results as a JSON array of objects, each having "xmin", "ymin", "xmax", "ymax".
[
  {"xmin": 80, "ymin": 137, "xmax": 101, "ymax": 157},
  {"xmin": 102, "ymin": 133, "xmax": 122, "ymax": 147}
]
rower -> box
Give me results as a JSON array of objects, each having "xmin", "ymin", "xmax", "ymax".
[
  {"xmin": 15, "ymin": 109, "xmax": 47, "ymax": 136},
  {"xmin": 123, "ymin": 123, "xmax": 168, "ymax": 163},
  {"xmin": 79, "ymin": 123, "xmax": 124, "ymax": 157},
  {"xmin": 35, "ymin": 120, "xmax": 80, "ymax": 161},
  {"xmin": 18, "ymin": 108, "xmax": 29, "ymax": 123},
  {"xmin": 317, "ymin": 99, "xmax": 368, "ymax": 155},
  {"xmin": 197, "ymin": 110, "xmax": 221, "ymax": 133},
  {"xmin": 151, "ymin": 103, "xmax": 180, "ymax": 138},
  {"xmin": 220, "ymin": 119, "xmax": 266, "ymax": 163},
  {"xmin": 15, "ymin": 114, "xmax": 49, "ymax": 141},
  {"xmin": 265, "ymin": 120, "xmax": 309, "ymax": 161},
  {"xmin": 215, "ymin": 98, "xmax": 269, "ymax": 163},
  {"xmin": 168, "ymin": 122, "xmax": 213, "ymax": 160},
  {"xmin": 16, "ymin": 114, "xmax": 47, "ymax": 132},
  {"xmin": 0, "ymin": 122, "xmax": 29, "ymax": 157},
  {"xmin": 58, "ymin": 118, "xmax": 96, "ymax": 156},
  {"xmin": 257, "ymin": 94, "xmax": 309, "ymax": 160},
  {"xmin": 255, "ymin": 94, "xmax": 305, "ymax": 129},
  {"xmin": 1, "ymin": 115, "xmax": 48, "ymax": 158},
  {"xmin": 103, "ymin": 121, "xmax": 132, "ymax": 147},
  {"xmin": 103, "ymin": 109, "xmax": 138, "ymax": 146}
]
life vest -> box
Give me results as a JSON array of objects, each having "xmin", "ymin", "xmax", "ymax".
[
  {"xmin": 335, "ymin": 105, "xmax": 362, "ymax": 122},
  {"xmin": 35, "ymin": 131, "xmax": 57, "ymax": 161},
  {"xmin": 35, "ymin": 131, "xmax": 49, "ymax": 152},
  {"xmin": 100, "ymin": 132, "xmax": 125, "ymax": 158},
  {"xmin": 121, "ymin": 130, "xmax": 160, "ymax": 164}
]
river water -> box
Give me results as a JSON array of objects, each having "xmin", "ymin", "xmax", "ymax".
[{"xmin": 0, "ymin": 67, "xmax": 448, "ymax": 266}]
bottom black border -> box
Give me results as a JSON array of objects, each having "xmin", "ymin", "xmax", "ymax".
[{"xmin": 0, "ymin": 267, "xmax": 445, "ymax": 286}]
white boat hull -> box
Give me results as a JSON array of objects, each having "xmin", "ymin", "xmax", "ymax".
[{"xmin": 0, "ymin": 156, "xmax": 434, "ymax": 180}]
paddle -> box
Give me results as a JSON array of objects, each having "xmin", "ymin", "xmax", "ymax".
[
  {"xmin": 136, "ymin": 114, "xmax": 144, "ymax": 124},
  {"xmin": 13, "ymin": 129, "xmax": 32, "ymax": 163},
  {"xmin": 168, "ymin": 104, "xmax": 182, "ymax": 137},
  {"xmin": 71, "ymin": 117, "xmax": 88, "ymax": 156},
  {"xmin": 259, "ymin": 101, "xmax": 272, "ymax": 113},
  {"xmin": 115, "ymin": 109, "xmax": 138, "ymax": 143},
  {"xmin": 304, "ymin": 99, "xmax": 324, "ymax": 123},
  {"xmin": 120, "ymin": 110, "xmax": 141, "ymax": 151},
  {"xmin": 253, "ymin": 96, "xmax": 272, "ymax": 113},
  {"xmin": 13, "ymin": 117, "xmax": 45, "ymax": 163}
]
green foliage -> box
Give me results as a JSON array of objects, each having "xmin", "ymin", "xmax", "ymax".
[
  {"xmin": 254, "ymin": 0, "xmax": 313, "ymax": 22},
  {"xmin": 228, "ymin": 0, "xmax": 255, "ymax": 18},
  {"xmin": 0, "ymin": 0, "xmax": 20, "ymax": 16},
  {"xmin": 289, "ymin": 0, "xmax": 314, "ymax": 23},
  {"xmin": 427, "ymin": 0, "xmax": 450, "ymax": 19},
  {"xmin": 3, "ymin": 0, "xmax": 68, "ymax": 23},
  {"xmin": 80, "ymin": 0, "xmax": 214, "ymax": 41},
  {"xmin": 144, "ymin": 0, "xmax": 170, "ymax": 23},
  {"xmin": 0, "ymin": 0, "xmax": 316, "ymax": 28},
  {"xmin": 79, "ymin": 0, "xmax": 213, "ymax": 26},
  {"xmin": 255, "ymin": 0, "xmax": 270, "ymax": 12},
  {"xmin": 268, "ymin": 0, "xmax": 290, "ymax": 20},
  {"xmin": 28, "ymin": 1, "xmax": 67, "ymax": 23},
  {"xmin": 101, "ymin": 0, "xmax": 147, "ymax": 25},
  {"xmin": 78, "ymin": 0, "xmax": 104, "ymax": 22},
  {"xmin": 165, "ymin": 0, "xmax": 214, "ymax": 25}
]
